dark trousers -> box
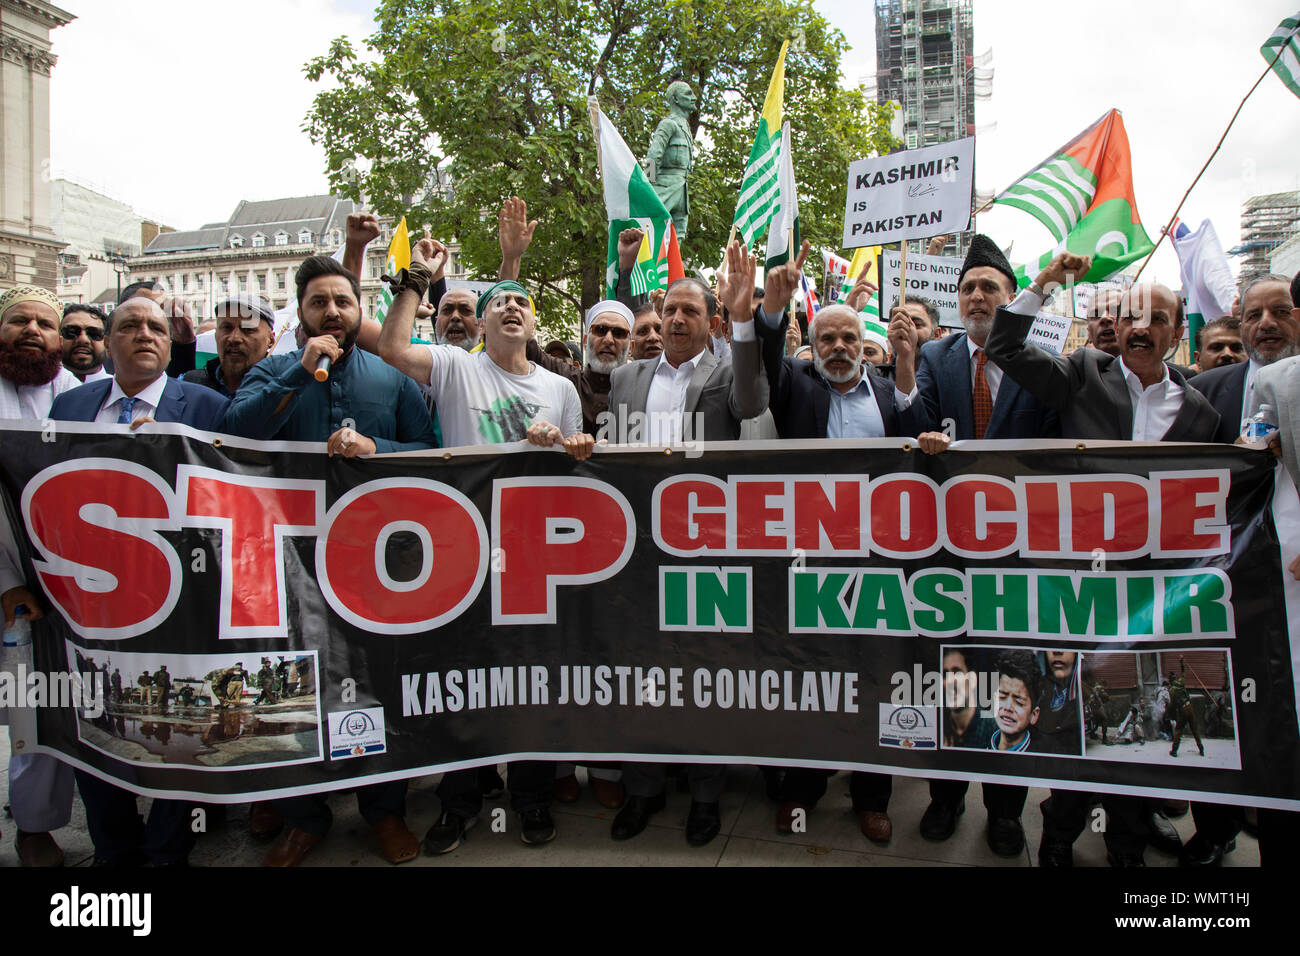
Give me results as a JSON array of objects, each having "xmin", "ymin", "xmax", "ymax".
[
  {"xmin": 1040, "ymin": 789, "xmax": 1148, "ymax": 856},
  {"xmin": 1171, "ymin": 703, "xmax": 1204, "ymax": 754},
  {"xmin": 1257, "ymin": 808, "xmax": 1300, "ymax": 867},
  {"xmin": 438, "ymin": 761, "xmax": 552, "ymax": 816},
  {"xmin": 274, "ymin": 780, "xmax": 407, "ymax": 836},
  {"xmin": 1189, "ymin": 801, "xmax": 1242, "ymax": 844},
  {"xmin": 930, "ymin": 778, "xmax": 1027, "ymax": 818},
  {"xmin": 75, "ymin": 770, "xmax": 195, "ymax": 865},
  {"xmin": 623, "ymin": 762, "xmax": 726, "ymax": 802}
]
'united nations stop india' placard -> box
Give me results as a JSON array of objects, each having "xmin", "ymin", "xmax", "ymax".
[{"xmin": 842, "ymin": 137, "xmax": 975, "ymax": 248}]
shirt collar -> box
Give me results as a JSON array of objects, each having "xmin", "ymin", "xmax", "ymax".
[
  {"xmin": 1119, "ymin": 357, "xmax": 1170, "ymax": 395},
  {"xmin": 655, "ymin": 347, "xmax": 707, "ymax": 376},
  {"xmin": 107, "ymin": 373, "xmax": 168, "ymax": 411},
  {"xmin": 964, "ymin": 334, "xmax": 984, "ymax": 359}
]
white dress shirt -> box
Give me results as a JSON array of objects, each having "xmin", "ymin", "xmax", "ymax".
[
  {"xmin": 964, "ymin": 334, "xmax": 1005, "ymax": 406},
  {"xmin": 1119, "ymin": 360, "xmax": 1183, "ymax": 441},
  {"xmin": 95, "ymin": 373, "xmax": 169, "ymax": 424},
  {"xmin": 1242, "ymin": 358, "xmax": 1262, "ymax": 432}
]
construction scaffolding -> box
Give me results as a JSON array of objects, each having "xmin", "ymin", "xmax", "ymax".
[{"xmin": 1230, "ymin": 189, "xmax": 1300, "ymax": 284}]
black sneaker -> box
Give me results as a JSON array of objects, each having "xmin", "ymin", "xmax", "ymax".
[
  {"xmin": 519, "ymin": 808, "xmax": 557, "ymax": 845},
  {"xmin": 423, "ymin": 811, "xmax": 476, "ymax": 855}
]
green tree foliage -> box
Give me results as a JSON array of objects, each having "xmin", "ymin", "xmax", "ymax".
[{"xmin": 305, "ymin": 0, "xmax": 899, "ymax": 325}]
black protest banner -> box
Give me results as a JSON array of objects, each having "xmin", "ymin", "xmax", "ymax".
[{"xmin": 1, "ymin": 421, "xmax": 1296, "ymax": 809}]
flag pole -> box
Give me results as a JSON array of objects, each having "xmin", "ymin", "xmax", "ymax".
[
  {"xmin": 786, "ymin": 226, "xmax": 795, "ymax": 325},
  {"xmin": 1132, "ymin": 42, "xmax": 1288, "ymax": 281},
  {"xmin": 899, "ymin": 242, "xmax": 908, "ymax": 307}
]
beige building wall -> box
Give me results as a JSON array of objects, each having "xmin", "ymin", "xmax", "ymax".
[{"xmin": 0, "ymin": 0, "xmax": 73, "ymax": 291}]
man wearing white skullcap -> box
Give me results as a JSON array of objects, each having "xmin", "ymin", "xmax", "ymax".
[{"xmin": 525, "ymin": 298, "xmax": 634, "ymax": 434}]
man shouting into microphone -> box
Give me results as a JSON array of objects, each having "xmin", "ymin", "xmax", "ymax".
[{"xmin": 221, "ymin": 254, "xmax": 436, "ymax": 456}]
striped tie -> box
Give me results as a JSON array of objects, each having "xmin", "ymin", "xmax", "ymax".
[
  {"xmin": 116, "ymin": 396, "xmax": 136, "ymax": 425},
  {"xmin": 973, "ymin": 349, "xmax": 992, "ymax": 439}
]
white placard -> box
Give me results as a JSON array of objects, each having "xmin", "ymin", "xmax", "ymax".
[
  {"xmin": 842, "ymin": 137, "xmax": 975, "ymax": 248},
  {"xmin": 1026, "ymin": 311, "xmax": 1072, "ymax": 355},
  {"xmin": 880, "ymin": 250, "xmax": 963, "ymax": 326}
]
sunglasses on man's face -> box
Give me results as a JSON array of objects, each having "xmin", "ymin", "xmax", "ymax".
[{"xmin": 61, "ymin": 325, "xmax": 105, "ymax": 341}]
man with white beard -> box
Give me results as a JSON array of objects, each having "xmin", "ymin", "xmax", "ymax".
[
  {"xmin": 527, "ymin": 299, "xmax": 632, "ymax": 434},
  {"xmin": 0, "ymin": 286, "xmax": 81, "ymax": 866}
]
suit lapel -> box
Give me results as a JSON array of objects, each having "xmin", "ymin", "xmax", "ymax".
[
  {"xmin": 1100, "ymin": 358, "xmax": 1134, "ymax": 439},
  {"xmin": 156, "ymin": 378, "xmax": 185, "ymax": 425},
  {"xmin": 801, "ymin": 363, "xmax": 831, "ymax": 437},
  {"xmin": 866, "ymin": 371, "xmax": 895, "ymax": 433},
  {"xmin": 985, "ymin": 372, "xmax": 1021, "ymax": 438},
  {"xmin": 683, "ymin": 350, "xmax": 719, "ymax": 416},
  {"xmin": 941, "ymin": 335, "xmax": 974, "ymax": 439},
  {"xmin": 629, "ymin": 360, "xmax": 655, "ymax": 417}
]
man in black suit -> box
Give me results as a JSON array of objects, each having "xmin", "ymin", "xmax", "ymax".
[
  {"xmin": 1192, "ymin": 316, "xmax": 1244, "ymax": 373},
  {"xmin": 984, "ymin": 252, "xmax": 1221, "ymax": 867},
  {"xmin": 749, "ymin": 251, "xmax": 925, "ymax": 845},
  {"xmin": 1191, "ymin": 275, "xmax": 1299, "ymax": 443},
  {"xmin": 911, "ymin": 234, "xmax": 1048, "ymax": 858},
  {"xmin": 984, "ymin": 256, "xmax": 1220, "ymax": 443}
]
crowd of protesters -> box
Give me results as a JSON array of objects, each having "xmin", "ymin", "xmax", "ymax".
[{"xmin": 0, "ymin": 194, "xmax": 1296, "ymax": 869}]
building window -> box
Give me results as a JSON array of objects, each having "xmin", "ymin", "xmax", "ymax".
[
  {"xmin": 298, "ymin": 229, "xmax": 312, "ymax": 244},
  {"xmin": 252, "ymin": 233, "xmax": 266, "ymax": 248},
  {"xmin": 274, "ymin": 232, "xmax": 288, "ymax": 246},
  {"xmin": 256, "ymin": 272, "xmax": 266, "ymax": 291},
  {"xmin": 238, "ymin": 274, "xmax": 248, "ymax": 291},
  {"xmin": 277, "ymin": 271, "xmax": 286, "ymax": 290},
  {"xmin": 367, "ymin": 257, "xmax": 380, "ymax": 279},
  {"xmin": 195, "ymin": 274, "xmax": 204, "ymax": 290},
  {"xmin": 229, "ymin": 235, "xmax": 243, "ymax": 248}
]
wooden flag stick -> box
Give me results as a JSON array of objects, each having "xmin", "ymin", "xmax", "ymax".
[
  {"xmin": 1132, "ymin": 44, "xmax": 1287, "ymax": 282},
  {"xmin": 899, "ymin": 242, "xmax": 908, "ymax": 308},
  {"xmin": 787, "ymin": 227, "xmax": 796, "ymax": 322},
  {"xmin": 718, "ymin": 223, "xmax": 739, "ymax": 279}
]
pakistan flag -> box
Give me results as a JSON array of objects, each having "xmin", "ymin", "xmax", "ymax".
[{"xmin": 995, "ymin": 109, "xmax": 1154, "ymax": 286}]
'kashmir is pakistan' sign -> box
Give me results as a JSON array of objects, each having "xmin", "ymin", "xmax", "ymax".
[{"xmin": 842, "ymin": 137, "xmax": 975, "ymax": 248}]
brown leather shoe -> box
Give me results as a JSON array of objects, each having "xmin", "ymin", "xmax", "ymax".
[
  {"xmin": 775, "ymin": 802, "xmax": 810, "ymax": 833},
  {"xmin": 262, "ymin": 827, "xmax": 324, "ymax": 867},
  {"xmin": 553, "ymin": 772, "xmax": 581, "ymax": 803},
  {"xmin": 371, "ymin": 815, "xmax": 418, "ymax": 864},
  {"xmin": 248, "ymin": 801, "xmax": 284, "ymax": 841},
  {"xmin": 15, "ymin": 830, "xmax": 63, "ymax": 867},
  {"xmin": 858, "ymin": 810, "xmax": 893, "ymax": 843},
  {"xmin": 589, "ymin": 776, "xmax": 626, "ymax": 809}
]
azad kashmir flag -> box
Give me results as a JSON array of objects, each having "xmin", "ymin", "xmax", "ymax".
[
  {"xmin": 764, "ymin": 121, "xmax": 799, "ymax": 270},
  {"xmin": 1171, "ymin": 218, "xmax": 1237, "ymax": 342},
  {"xmin": 374, "ymin": 217, "xmax": 411, "ymax": 324},
  {"xmin": 994, "ymin": 109, "xmax": 1154, "ymax": 286},
  {"xmin": 589, "ymin": 98, "xmax": 683, "ymax": 298},
  {"xmin": 1262, "ymin": 12, "xmax": 1300, "ymax": 97},
  {"xmin": 733, "ymin": 40, "xmax": 789, "ymax": 247}
]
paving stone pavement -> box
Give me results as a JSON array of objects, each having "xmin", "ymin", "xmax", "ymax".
[{"xmin": 0, "ymin": 727, "xmax": 1260, "ymax": 867}]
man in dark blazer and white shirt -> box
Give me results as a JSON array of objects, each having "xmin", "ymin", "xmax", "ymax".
[
  {"xmin": 912, "ymin": 234, "xmax": 1051, "ymax": 859},
  {"xmin": 603, "ymin": 242, "xmax": 769, "ymax": 848},
  {"xmin": 47, "ymin": 295, "xmax": 226, "ymax": 866},
  {"xmin": 982, "ymin": 251, "xmax": 1222, "ymax": 867},
  {"xmin": 1191, "ymin": 274, "xmax": 1299, "ymax": 443}
]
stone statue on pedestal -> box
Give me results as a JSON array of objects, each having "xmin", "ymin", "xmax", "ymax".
[{"xmin": 641, "ymin": 81, "xmax": 696, "ymax": 240}]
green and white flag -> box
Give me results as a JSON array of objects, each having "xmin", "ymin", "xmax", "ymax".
[
  {"xmin": 764, "ymin": 121, "xmax": 798, "ymax": 270},
  {"xmin": 1262, "ymin": 13, "xmax": 1300, "ymax": 98},
  {"xmin": 733, "ymin": 40, "xmax": 789, "ymax": 248},
  {"xmin": 589, "ymin": 97, "xmax": 681, "ymax": 298}
]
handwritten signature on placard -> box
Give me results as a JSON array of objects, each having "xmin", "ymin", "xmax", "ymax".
[{"xmin": 907, "ymin": 183, "xmax": 938, "ymax": 198}]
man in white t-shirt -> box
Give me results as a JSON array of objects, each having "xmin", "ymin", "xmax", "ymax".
[
  {"xmin": 380, "ymin": 239, "xmax": 584, "ymax": 450},
  {"xmin": 378, "ymin": 236, "xmax": 586, "ymax": 856}
]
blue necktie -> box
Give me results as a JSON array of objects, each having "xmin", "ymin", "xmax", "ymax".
[{"xmin": 116, "ymin": 396, "xmax": 136, "ymax": 424}]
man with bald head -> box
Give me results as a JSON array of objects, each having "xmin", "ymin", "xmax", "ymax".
[
  {"xmin": 1192, "ymin": 274, "xmax": 1299, "ymax": 443},
  {"xmin": 984, "ymin": 257, "xmax": 1219, "ymax": 442},
  {"xmin": 0, "ymin": 285, "xmax": 81, "ymax": 866},
  {"xmin": 48, "ymin": 296, "xmax": 228, "ymax": 429}
]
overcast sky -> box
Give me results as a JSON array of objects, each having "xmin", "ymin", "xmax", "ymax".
[{"xmin": 49, "ymin": 0, "xmax": 1300, "ymax": 286}]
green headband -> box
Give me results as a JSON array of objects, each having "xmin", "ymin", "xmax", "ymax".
[{"xmin": 476, "ymin": 280, "xmax": 531, "ymax": 318}]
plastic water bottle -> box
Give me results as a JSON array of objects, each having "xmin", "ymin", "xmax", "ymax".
[
  {"xmin": 1242, "ymin": 403, "xmax": 1279, "ymax": 443},
  {"xmin": 2, "ymin": 604, "xmax": 32, "ymax": 647}
]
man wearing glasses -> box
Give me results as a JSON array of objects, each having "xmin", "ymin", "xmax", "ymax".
[
  {"xmin": 527, "ymin": 299, "xmax": 634, "ymax": 434},
  {"xmin": 59, "ymin": 304, "xmax": 111, "ymax": 383}
]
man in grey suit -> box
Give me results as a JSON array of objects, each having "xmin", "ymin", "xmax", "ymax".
[
  {"xmin": 603, "ymin": 241, "xmax": 772, "ymax": 847},
  {"xmin": 1192, "ymin": 274, "xmax": 1300, "ymax": 443},
  {"xmin": 604, "ymin": 254, "xmax": 769, "ymax": 447},
  {"xmin": 985, "ymin": 254, "xmax": 1220, "ymax": 443}
]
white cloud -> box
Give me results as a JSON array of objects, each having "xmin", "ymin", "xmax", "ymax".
[{"xmin": 49, "ymin": 0, "xmax": 371, "ymax": 229}]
